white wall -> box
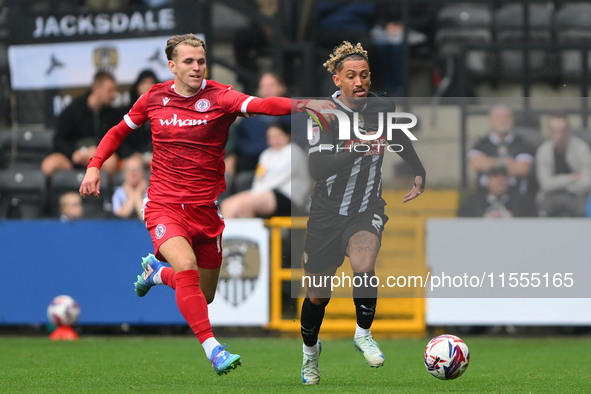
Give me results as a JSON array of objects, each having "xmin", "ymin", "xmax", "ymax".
[{"xmin": 426, "ymin": 218, "xmax": 591, "ymax": 325}]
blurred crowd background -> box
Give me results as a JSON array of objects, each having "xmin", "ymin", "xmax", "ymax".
[{"xmin": 1, "ymin": 0, "xmax": 591, "ymax": 221}]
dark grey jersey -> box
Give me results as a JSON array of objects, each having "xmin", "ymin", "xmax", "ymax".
[
  {"xmin": 307, "ymin": 92, "xmax": 425, "ymax": 216},
  {"xmin": 307, "ymin": 92, "xmax": 394, "ymax": 216}
]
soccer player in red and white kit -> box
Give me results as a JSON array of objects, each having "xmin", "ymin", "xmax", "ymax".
[{"xmin": 79, "ymin": 34, "xmax": 335, "ymax": 375}]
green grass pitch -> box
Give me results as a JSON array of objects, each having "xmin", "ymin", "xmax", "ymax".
[{"xmin": 0, "ymin": 336, "xmax": 588, "ymax": 393}]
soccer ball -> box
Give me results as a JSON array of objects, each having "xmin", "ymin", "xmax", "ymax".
[
  {"xmin": 424, "ymin": 334, "xmax": 470, "ymax": 380},
  {"xmin": 47, "ymin": 295, "xmax": 80, "ymax": 326}
]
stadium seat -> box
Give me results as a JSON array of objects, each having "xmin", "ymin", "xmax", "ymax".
[
  {"xmin": 0, "ymin": 41, "xmax": 7, "ymax": 74},
  {"xmin": 212, "ymin": 2, "xmax": 250, "ymax": 41},
  {"xmin": 495, "ymin": 3, "xmax": 554, "ymax": 78},
  {"xmin": 496, "ymin": 3, "xmax": 552, "ymax": 30},
  {"xmin": 0, "ymin": 126, "xmax": 54, "ymax": 169},
  {"xmin": 436, "ymin": 29, "xmax": 492, "ymax": 74},
  {"xmin": 556, "ymin": 3, "xmax": 591, "ymax": 78},
  {"xmin": 436, "ymin": 4, "xmax": 493, "ymax": 77},
  {"xmin": 49, "ymin": 169, "xmax": 111, "ymax": 218},
  {"xmin": 437, "ymin": 4, "xmax": 492, "ymax": 28},
  {"xmin": 0, "ymin": 169, "xmax": 46, "ymax": 218}
]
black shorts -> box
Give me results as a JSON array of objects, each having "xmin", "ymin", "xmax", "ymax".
[
  {"xmin": 273, "ymin": 189, "xmax": 292, "ymax": 216},
  {"xmin": 303, "ymin": 207, "xmax": 389, "ymax": 273}
]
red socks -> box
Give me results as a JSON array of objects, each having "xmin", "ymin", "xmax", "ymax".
[
  {"xmin": 174, "ymin": 270, "xmax": 213, "ymax": 343},
  {"xmin": 161, "ymin": 267, "xmax": 176, "ymax": 289}
]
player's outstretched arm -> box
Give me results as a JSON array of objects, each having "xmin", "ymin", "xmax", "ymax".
[
  {"xmin": 79, "ymin": 167, "xmax": 101, "ymax": 198},
  {"xmin": 233, "ymin": 95, "xmax": 337, "ymax": 122},
  {"xmin": 79, "ymin": 112, "xmax": 144, "ymax": 198},
  {"xmin": 300, "ymin": 99, "xmax": 337, "ymax": 122},
  {"xmin": 403, "ymin": 175, "xmax": 424, "ymax": 203},
  {"xmin": 388, "ymin": 130, "xmax": 426, "ymax": 202}
]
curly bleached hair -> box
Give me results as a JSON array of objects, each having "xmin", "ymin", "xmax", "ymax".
[
  {"xmin": 323, "ymin": 41, "xmax": 369, "ymax": 74},
  {"xmin": 165, "ymin": 34, "xmax": 206, "ymax": 61}
]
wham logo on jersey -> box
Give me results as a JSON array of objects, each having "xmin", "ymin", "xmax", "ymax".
[
  {"xmin": 159, "ymin": 114, "xmax": 208, "ymax": 127},
  {"xmin": 195, "ymin": 98, "xmax": 210, "ymax": 112},
  {"xmin": 344, "ymin": 136, "xmax": 388, "ymax": 156}
]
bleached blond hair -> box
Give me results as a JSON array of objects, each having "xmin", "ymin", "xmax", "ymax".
[{"xmin": 323, "ymin": 41, "xmax": 369, "ymax": 74}]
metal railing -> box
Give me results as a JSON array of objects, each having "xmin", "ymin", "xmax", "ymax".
[{"xmin": 265, "ymin": 216, "xmax": 427, "ymax": 334}]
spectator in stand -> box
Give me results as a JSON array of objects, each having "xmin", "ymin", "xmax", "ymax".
[
  {"xmin": 221, "ymin": 121, "xmax": 309, "ymax": 218},
  {"xmin": 41, "ymin": 71, "xmax": 120, "ymax": 177},
  {"xmin": 118, "ymin": 69, "xmax": 157, "ymax": 167},
  {"xmin": 59, "ymin": 191, "xmax": 84, "ymax": 222},
  {"xmin": 468, "ymin": 104, "xmax": 536, "ymax": 197},
  {"xmin": 536, "ymin": 113, "xmax": 591, "ymax": 217},
  {"xmin": 225, "ymin": 72, "xmax": 290, "ymax": 192},
  {"xmin": 458, "ymin": 165, "xmax": 536, "ymax": 218},
  {"xmin": 112, "ymin": 155, "xmax": 148, "ymax": 219},
  {"xmin": 233, "ymin": 0, "xmax": 280, "ymax": 94}
]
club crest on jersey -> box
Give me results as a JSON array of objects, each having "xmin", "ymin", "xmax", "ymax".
[
  {"xmin": 195, "ymin": 98, "xmax": 210, "ymax": 112},
  {"xmin": 358, "ymin": 113, "xmax": 365, "ymax": 129},
  {"xmin": 155, "ymin": 224, "xmax": 166, "ymax": 239}
]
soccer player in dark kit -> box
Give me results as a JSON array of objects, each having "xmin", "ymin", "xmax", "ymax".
[
  {"xmin": 79, "ymin": 33, "xmax": 335, "ymax": 376},
  {"xmin": 300, "ymin": 41, "xmax": 426, "ymax": 385}
]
